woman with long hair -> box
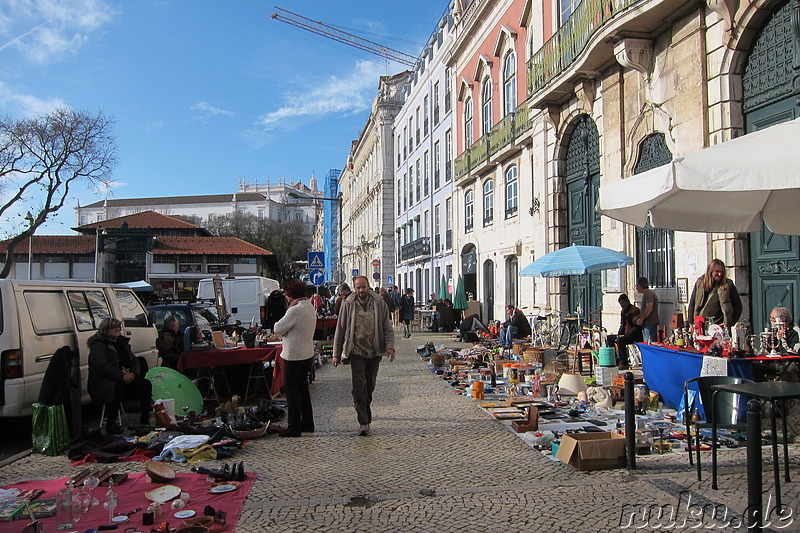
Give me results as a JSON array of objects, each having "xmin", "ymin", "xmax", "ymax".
[{"xmin": 688, "ymin": 259, "xmax": 743, "ymax": 328}]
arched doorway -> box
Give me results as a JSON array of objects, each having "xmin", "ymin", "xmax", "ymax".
[
  {"xmin": 564, "ymin": 114, "xmax": 602, "ymax": 319},
  {"xmin": 483, "ymin": 259, "xmax": 495, "ymax": 322},
  {"xmin": 743, "ymin": 0, "xmax": 800, "ymax": 331}
]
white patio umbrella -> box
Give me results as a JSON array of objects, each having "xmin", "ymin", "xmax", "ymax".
[{"xmin": 596, "ymin": 117, "xmax": 800, "ymax": 235}]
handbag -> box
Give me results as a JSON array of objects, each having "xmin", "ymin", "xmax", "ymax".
[{"xmin": 31, "ymin": 403, "xmax": 71, "ymax": 456}]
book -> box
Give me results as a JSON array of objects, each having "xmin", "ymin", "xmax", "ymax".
[
  {"xmin": 0, "ymin": 489, "xmax": 45, "ymax": 521},
  {"xmin": 12, "ymin": 498, "xmax": 56, "ymax": 520}
]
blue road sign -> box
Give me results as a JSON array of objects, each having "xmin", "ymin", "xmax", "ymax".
[
  {"xmin": 308, "ymin": 251, "xmax": 325, "ymax": 269},
  {"xmin": 387, "ymin": 275, "xmax": 393, "ymax": 286},
  {"xmin": 352, "ymin": 269, "xmax": 359, "ymax": 277},
  {"xmin": 309, "ymin": 269, "xmax": 325, "ymax": 286}
]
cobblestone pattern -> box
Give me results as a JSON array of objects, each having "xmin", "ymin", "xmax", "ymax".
[{"xmin": 1, "ymin": 330, "xmax": 798, "ymax": 531}]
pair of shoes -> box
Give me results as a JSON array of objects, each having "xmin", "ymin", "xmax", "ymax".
[
  {"xmin": 279, "ymin": 429, "xmax": 302, "ymax": 438},
  {"xmin": 106, "ymin": 423, "xmax": 124, "ymax": 435},
  {"xmin": 358, "ymin": 423, "xmax": 370, "ymax": 437},
  {"xmin": 301, "ymin": 425, "xmax": 315, "ymax": 433}
]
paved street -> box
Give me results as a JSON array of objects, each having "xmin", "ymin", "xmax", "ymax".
[{"xmin": 2, "ymin": 329, "xmax": 799, "ymax": 532}]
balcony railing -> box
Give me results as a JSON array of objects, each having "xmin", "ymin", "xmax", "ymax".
[
  {"xmin": 401, "ymin": 237, "xmax": 431, "ymax": 262},
  {"xmin": 527, "ymin": 0, "xmax": 640, "ymax": 97},
  {"xmin": 454, "ymin": 103, "xmax": 534, "ymax": 180}
]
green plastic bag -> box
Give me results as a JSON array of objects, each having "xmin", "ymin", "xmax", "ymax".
[{"xmin": 31, "ymin": 403, "xmax": 70, "ymax": 456}]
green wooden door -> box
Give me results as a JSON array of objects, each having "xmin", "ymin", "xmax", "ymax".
[{"xmin": 743, "ymin": 0, "xmax": 800, "ymax": 331}]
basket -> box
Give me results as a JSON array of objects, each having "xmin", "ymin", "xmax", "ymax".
[
  {"xmin": 232, "ymin": 423, "xmax": 268, "ymax": 440},
  {"xmin": 430, "ymin": 353, "xmax": 445, "ymax": 367},
  {"xmin": 521, "ymin": 349, "xmax": 544, "ymax": 364}
]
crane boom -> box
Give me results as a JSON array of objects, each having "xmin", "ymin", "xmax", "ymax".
[{"xmin": 271, "ymin": 7, "xmax": 418, "ymax": 68}]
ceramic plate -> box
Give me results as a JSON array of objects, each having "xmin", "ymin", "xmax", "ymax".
[
  {"xmin": 145, "ymin": 484, "xmax": 182, "ymax": 503},
  {"xmin": 174, "ymin": 510, "xmax": 196, "ymax": 519},
  {"xmin": 111, "ymin": 515, "xmax": 129, "ymax": 524},
  {"xmin": 207, "ymin": 482, "xmax": 240, "ymax": 494},
  {"xmin": 218, "ymin": 346, "xmax": 241, "ymax": 351}
]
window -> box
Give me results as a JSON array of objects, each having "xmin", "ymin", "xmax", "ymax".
[
  {"xmin": 505, "ymin": 165, "xmax": 518, "ymax": 217},
  {"xmin": 115, "ymin": 289, "xmax": 149, "ymax": 327},
  {"xmin": 560, "ymin": 0, "xmax": 581, "ymax": 25},
  {"xmin": 25, "ymin": 291, "xmax": 72, "ymax": 335},
  {"xmin": 403, "ymin": 127, "xmax": 408, "ymax": 159},
  {"xmin": 503, "ymin": 50, "xmax": 517, "ymax": 115},
  {"xmin": 465, "ymin": 190, "xmax": 474, "ymax": 232},
  {"xmin": 433, "ymin": 82, "xmax": 440, "ymax": 124},
  {"xmin": 637, "ymin": 225, "xmax": 675, "ymax": 288},
  {"xmin": 483, "ymin": 179, "xmax": 494, "ymax": 226},
  {"xmin": 398, "ymin": 179, "xmax": 402, "ymax": 212},
  {"xmin": 409, "ymin": 117, "xmax": 414, "ymax": 152},
  {"xmin": 433, "ymin": 141, "xmax": 441, "ymax": 190},
  {"xmin": 445, "ymin": 129, "xmax": 452, "ymax": 182},
  {"xmin": 234, "ymin": 257, "xmax": 257, "ymax": 264},
  {"xmin": 423, "ymin": 95, "xmax": 429, "ymax": 135},
  {"xmin": 67, "ymin": 290, "xmax": 111, "ymax": 331},
  {"xmin": 464, "ymin": 97, "xmax": 473, "ymax": 147},
  {"xmin": 403, "ymin": 173, "xmax": 408, "ymax": 210},
  {"xmin": 481, "ymin": 76, "xmax": 493, "ymax": 135},
  {"xmin": 445, "ymin": 197, "xmax": 453, "ymax": 249},
  {"xmin": 409, "ymin": 166, "xmax": 414, "ymax": 205},
  {"xmin": 258, "ymin": 208, "xmax": 264, "ymax": 219},
  {"xmin": 444, "ymin": 68, "xmax": 452, "ymax": 113},
  {"xmin": 415, "ymin": 159, "xmax": 421, "ymax": 201},
  {"xmin": 434, "ymin": 204, "xmax": 441, "ymax": 252},
  {"xmin": 397, "ymin": 135, "xmax": 402, "ymax": 167},
  {"xmin": 424, "ymin": 210, "xmax": 429, "ymax": 238},
  {"xmin": 415, "ymin": 107, "xmax": 421, "ymax": 144},
  {"xmin": 423, "ymin": 151, "xmax": 429, "ymax": 197}
]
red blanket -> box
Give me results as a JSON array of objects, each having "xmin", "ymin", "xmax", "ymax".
[{"xmin": 0, "ymin": 471, "xmax": 255, "ymax": 532}]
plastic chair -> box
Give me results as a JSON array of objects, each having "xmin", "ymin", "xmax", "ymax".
[{"xmin": 683, "ymin": 375, "xmax": 753, "ymax": 481}]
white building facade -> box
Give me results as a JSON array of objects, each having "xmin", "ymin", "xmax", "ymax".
[{"xmin": 394, "ymin": 8, "xmax": 457, "ymax": 302}]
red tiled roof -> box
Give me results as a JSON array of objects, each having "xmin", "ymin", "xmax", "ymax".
[
  {"xmin": 152, "ymin": 236, "xmax": 273, "ymax": 255},
  {"xmin": 0, "ymin": 235, "xmax": 96, "ymax": 254},
  {"xmin": 76, "ymin": 210, "xmax": 201, "ymax": 230}
]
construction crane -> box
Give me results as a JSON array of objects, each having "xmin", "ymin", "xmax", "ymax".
[{"xmin": 271, "ymin": 7, "xmax": 418, "ymax": 68}]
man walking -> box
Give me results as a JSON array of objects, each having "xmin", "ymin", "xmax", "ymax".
[{"xmin": 333, "ymin": 276, "xmax": 396, "ymax": 436}]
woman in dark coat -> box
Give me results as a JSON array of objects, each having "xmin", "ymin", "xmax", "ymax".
[
  {"xmin": 156, "ymin": 315, "xmax": 182, "ymax": 369},
  {"xmin": 88, "ymin": 318, "xmax": 153, "ymax": 434},
  {"xmin": 399, "ymin": 289, "xmax": 415, "ymax": 338}
]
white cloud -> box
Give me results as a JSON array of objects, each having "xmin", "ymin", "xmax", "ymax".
[
  {"xmin": 257, "ymin": 60, "xmax": 384, "ymax": 130},
  {"xmin": 0, "ymin": 0, "xmax": 115, "ymax": 64},
  {"xmin": 0, "ymin": 80, "xmax": 67, "ymax": 116},
  {"xmin": 191, "ymin": 101, "xmax": 234, "ymax": 119}
]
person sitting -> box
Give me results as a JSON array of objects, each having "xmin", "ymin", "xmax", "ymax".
[
  {"xmin": 156, "ymin": 315, "xmax": 182, "ymax": 369},
  {"xmin": 769, "ymin": 307, "xmax": 800, "ymax": 355},
  {"xmin": 459, "ymin": 314, "xmax": 483, "ymax": 343},
  {"xmin": 88, "ymin": 318, "xmax": 153, "ymax": 434},
  {"xmin": 498, "ymin": 305, "xmax": 532, "ymax": 349},
  {"xmin": 606, "ymin": 294, "xmax": 643, "ymax": 369}
]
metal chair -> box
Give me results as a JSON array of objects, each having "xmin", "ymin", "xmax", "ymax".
[{"xmin": 683, "ymin": 375, "xmax": 753, "ymax": 481}]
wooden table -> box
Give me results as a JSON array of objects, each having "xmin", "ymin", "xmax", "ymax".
[{"xmin": 178, "ymin": 344, "xmax": 284, "ymax": 402}]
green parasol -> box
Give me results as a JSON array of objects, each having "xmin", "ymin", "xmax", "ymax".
[
  {"xmin": 437, "ymin": 275, "xmax": 449, "ymax": 300},
  {"xmin": 453, "ymin": 276, "xmax": 468, "ymax": 310},
  {"xmin": 146, "ymin": 366, "xmax": 204, "ymax": 415}
]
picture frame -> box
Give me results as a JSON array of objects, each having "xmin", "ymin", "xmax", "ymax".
[
  {"xmin": 602, "ymin": 268, "xmax": 621, "ymax": 293},
  {"xmin": 677, "ymin": 277, "xmax": 689, "ymax": 304}
]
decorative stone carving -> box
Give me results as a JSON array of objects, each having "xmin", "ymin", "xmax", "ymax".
[
  {"xmin": 574, "ymin": 78, "xmax": 596, "ymax": 114},
  {"xmin": 707, "ymin": 0, "xmax": 738, "ymax": 34},
  {"xmin": 614, "ymin": 38, "xmax": 653, "ymax": 81}
]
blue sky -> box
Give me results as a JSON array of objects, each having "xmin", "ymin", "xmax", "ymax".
[{"xmin": 0, "ymin": 0, "xmax": 445, "ymax": 235}]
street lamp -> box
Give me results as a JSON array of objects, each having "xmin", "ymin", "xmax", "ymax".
[{"xmin": 24, "ymin": 211, "xmax": 34, "ymax": 280}]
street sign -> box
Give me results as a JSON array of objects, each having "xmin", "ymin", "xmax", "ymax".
[
  {"xmin": 387, "ymin": 275, "xmax": 393, "ymax": 286},
  {"xmin": 371, "ymin": 259, "xmax": 380, "ymax": 267},
  {"xmin": 309, "ymin": 269, "xmax": 325, "ymax": 286},
  {"xmin": 352, "ymin": 269, "xmax": 359, "ymax": 277},
  {"xmin": 308, "ymin": 251, "xmax": 325, "ymax": 269},
  {"xmin": 372, "ymin": 272, "xmax": 380, "ymax": 280}
]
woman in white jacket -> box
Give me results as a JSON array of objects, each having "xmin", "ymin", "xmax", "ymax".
[{"xmin": 273, "ymin": 278, "xmax": 317, "ymax": 437}]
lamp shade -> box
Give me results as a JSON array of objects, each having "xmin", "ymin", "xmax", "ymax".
[{"xmin": 558, "ymin": 373, "xmax": 588, "ymax": 396}]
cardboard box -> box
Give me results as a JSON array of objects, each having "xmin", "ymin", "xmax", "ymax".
[{"xmin": 555, "ymin": 432, "xmax": 626, "ymax": 471}]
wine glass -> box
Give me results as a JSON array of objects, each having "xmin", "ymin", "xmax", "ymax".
[
  {"xmin": 83, "ymin": 474, "xmax": 100, "ymax": 507},
  {"xmin": 181, "ymin": 406, "xmax": 189, "ymax": 423}
]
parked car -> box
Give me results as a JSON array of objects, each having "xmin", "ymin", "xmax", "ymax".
[{"xmin": 146, "ymin": 302, "xmax": 220, "ymax": 342}]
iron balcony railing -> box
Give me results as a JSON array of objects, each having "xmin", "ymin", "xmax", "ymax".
[
  {"xmin": 527, "ymin": 0, "xmax": 640, "ymax": 97},
  {"xmin": 454, "ymin": 104, "xmax": 534, "ymax": 181},
  {"xmin": 401, "ymin": 237, "xmax": 431, "ymax": 262}
]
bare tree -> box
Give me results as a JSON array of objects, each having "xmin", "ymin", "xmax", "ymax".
[{"xmin": 1, "ymin": 108, "xmax": 116, "ymax": 278}]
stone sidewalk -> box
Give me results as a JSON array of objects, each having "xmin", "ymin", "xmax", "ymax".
[{"xmin": 2, "ymin": 329, "xmax": 798, "ymax": 532}]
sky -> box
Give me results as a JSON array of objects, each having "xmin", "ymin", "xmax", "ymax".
[{"xmin": 0, "ymin": 0, "xmax": 446, "ymax": 236}]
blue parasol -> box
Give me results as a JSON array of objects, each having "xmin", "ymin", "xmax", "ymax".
[{"xmin": 519, "ymin": 244, "xmax": 633, "ymax": 277}]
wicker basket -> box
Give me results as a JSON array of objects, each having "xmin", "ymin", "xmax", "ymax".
[
  {"xmin": 522, "ymin": 349, "xmax": 544, "ymax": 364},
  {"xmin": 232, "ymin": 423, "xmax": 268, "ymax": 440}
]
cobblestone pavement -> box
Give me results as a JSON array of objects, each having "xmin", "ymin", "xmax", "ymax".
[{"xmin": 2, "ymin": 329, "xmax": 799, "ymax": 531}]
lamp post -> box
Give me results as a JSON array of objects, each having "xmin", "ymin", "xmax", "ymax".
[{"xmin": 24, "ymin": 211, "xmax": 34, "ymax": 280}]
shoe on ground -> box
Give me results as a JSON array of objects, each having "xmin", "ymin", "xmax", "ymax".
[
  {"xmin": 358, "ymin": 423, "xmax": 370, "ymax": 437},
  {"xmin": 279, "ymin": 429, "xmax": 302, "ymax": 438},
  {"xmin": 301, "ymin": 425, "xmax": 315, "ymax": 433}
]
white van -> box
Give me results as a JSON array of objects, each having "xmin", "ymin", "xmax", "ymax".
[
  {"xmin": 0, "ymin": 279, "xmax": 158, "ymax": 418},
  {"xmin": 196, "ymin": 276, "xmax": 280, "ymax": 327}
]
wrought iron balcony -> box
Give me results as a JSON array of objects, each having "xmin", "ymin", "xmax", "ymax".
[
  {"xmin": 527, "ymin": 0, "xmax": 640, "ymax": 98},
  {"xmin": 400, "ymin": 237, "xmax": 431, "ymax": 262},
  {"xmin": 454, "ymin": 104, "xmax": 534, "ymax": 181}
]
